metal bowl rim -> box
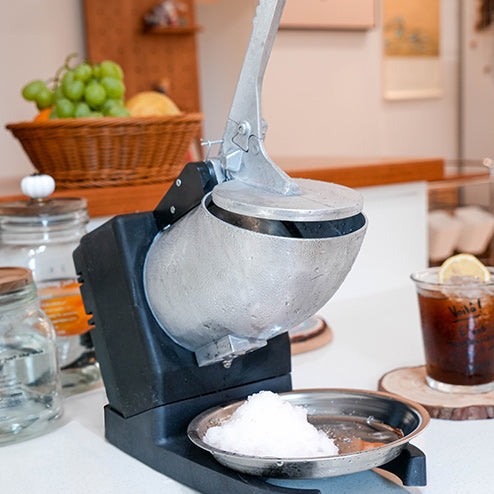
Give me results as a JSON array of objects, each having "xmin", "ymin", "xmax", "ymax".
[{"xmin": 201, "ymin": 192, "xmax": 368, "ymax": 242}]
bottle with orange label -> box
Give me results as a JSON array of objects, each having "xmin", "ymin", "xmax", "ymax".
[{"xmin": 0, "ymin": 174, "xmax": 100, "ymax": 395}]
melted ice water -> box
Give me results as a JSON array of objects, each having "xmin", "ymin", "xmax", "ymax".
[{"xmin": 0, "ymin": 333, "xmax": 62, "ymax": 443}]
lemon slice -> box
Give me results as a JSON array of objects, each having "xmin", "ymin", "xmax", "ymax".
[{"xmin": 438, "ymin": 253, "xmax": 491, "ymax": 283}]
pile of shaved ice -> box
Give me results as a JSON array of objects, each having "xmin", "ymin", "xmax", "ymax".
[{"xmin": 203, "ymin": 391, "xmax": 339, "ymax": 458}]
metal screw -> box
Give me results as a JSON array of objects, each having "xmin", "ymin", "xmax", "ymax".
[
  {"xmin": 238, "ymin": 121, "xmax": 251, "ymax": 135},
  {"xmin": 175, "ymin": 179, "xmax": 182, "ymax": 187},
  {"xmin": 170, "ymin": 206, "xmax": 176, "ymax": 214}
]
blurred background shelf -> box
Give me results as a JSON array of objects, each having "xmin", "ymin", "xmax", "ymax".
[{"xmin": 428, "ymin": 159, "xmax": 494, "ymax": 266}]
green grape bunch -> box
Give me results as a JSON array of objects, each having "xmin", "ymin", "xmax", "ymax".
[{"xmin": 21, "ymin": 53, "xmax": 131, "ymax": 119}]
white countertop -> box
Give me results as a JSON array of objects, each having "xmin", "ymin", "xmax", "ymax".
[{"xmin": 2, "ymin": 285, "xmax": 494, "ymax": 494}]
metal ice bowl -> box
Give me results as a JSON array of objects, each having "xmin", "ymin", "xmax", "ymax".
[{"xmin": 144, "ymin": 187, "xmax": 367, "ymax": 365}]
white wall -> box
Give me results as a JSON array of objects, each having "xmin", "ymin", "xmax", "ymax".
[
  {"xmin": 196, "ymin": 0, "xmax": 460, "ymax": 161},
  {"xmin": 0, "ymin": 0, "xmax": 85, "ymax": 193},
  {"xmin": 195, "ymin": 0, "xmax": 257, "ymax": 151},
  {"xmin": 461, "ymin": 0, "xmax": 494, "ymax": 161},
  {"xmin": 332, "ymin": 181, "xmax": 428, "ymax": 300}
]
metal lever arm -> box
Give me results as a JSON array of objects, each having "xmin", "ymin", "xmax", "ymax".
[
  {"xmin": 226, "ymin": 0, "xmax": 284, "ymax": 146},
  {"xmin": 219, "ymin": 0, "xmax": 300, "ymax": 196}
]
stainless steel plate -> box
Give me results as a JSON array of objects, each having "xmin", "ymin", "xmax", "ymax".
[{"xmin": 187, "ymin": 389, "xmax": 429, "ymax": 479}]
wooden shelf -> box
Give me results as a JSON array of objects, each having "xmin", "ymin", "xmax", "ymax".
[
  {"xmin": 273, "ymin": 156, "xmax": 444, "ymax": 188},
  {"xmin": 0, "ymin": 182, "xmax": 173, "ymax": 219},
  {"xmin": 0, "ymin": 156, "xmax": 445, "ymax": 219},
  {"xmin": 144, "ymin": 25, "xmax": 202, "ymax": 35}
]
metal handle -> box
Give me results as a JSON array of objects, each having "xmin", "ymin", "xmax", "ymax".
[{"xmin": 219, "ymin": 0, "xmax": 300, "ymax": 196}]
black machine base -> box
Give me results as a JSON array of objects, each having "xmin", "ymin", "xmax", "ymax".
[
  {"xmin": 104, "ymin": 390, "xmax": 427, "ymax": 494},
  {"xmin": 74, "ymin": 166, "xmax": 427, "ymax": 493}
]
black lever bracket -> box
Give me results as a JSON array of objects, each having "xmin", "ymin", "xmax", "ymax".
[{"xmin": 153, "ymin": 161, "xmax": 219, "ymax": 231}]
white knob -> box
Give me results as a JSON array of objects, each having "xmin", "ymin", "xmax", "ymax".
[{"xmin": 21, "ymin": 174, "xmax": 56, "ymax": 199}]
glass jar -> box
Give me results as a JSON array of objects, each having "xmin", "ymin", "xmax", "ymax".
[
  {"xmin": 0, "ymin": 267, "xmax": 62, "ymax": 445},
  {"xmin": 0, "ymin": 196, "xmax": 100, "ymax": 395}
]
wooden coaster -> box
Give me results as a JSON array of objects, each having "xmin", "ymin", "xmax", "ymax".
[
  {"xmin": 289, "ymin": 316, "xmax": 333, "ymax": 355},
  {"xmin": 378, "ymin": 365, "xmax": 494, "ymax": 420}
]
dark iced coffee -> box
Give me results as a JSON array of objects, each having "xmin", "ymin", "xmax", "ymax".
[{"xmin": 412, "ymin": 267, "xmax": 494, "ymax": 393}]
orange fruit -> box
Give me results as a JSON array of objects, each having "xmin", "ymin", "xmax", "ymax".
[{"xmin": 33, "ymin": 107, "xmax": 52, "ymax": 122}]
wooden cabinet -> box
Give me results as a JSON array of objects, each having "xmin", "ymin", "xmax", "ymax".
[{"xmin": 83, "ymin": 0, "xmax": 201, "ymax": 113}]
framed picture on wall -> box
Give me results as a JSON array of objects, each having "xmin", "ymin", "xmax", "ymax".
[
  {"xmin": 280, "ymin": 0, "xmax": 375, "ymax": 30},
  {"xmin": 382, "ymin": 0, "xmax": 443, "ymax": 100}
]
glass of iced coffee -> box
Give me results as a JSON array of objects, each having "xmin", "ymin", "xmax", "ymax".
[{"xmin": 411, "ymin": 254, "xmax": 494, "ymax": 394}]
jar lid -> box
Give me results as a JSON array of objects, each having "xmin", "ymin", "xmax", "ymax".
[
  {"xmin": 0, "ymin": 197, "xmax": 87, "ymax": 217},
  {"xmin": 0, "ymin": 267, "xmax": 33, "ymax": 294}
]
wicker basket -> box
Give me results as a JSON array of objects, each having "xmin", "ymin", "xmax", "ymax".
[{"xmin": 6, "ymin": 114, "xmax": 203, "ymax": 189}]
